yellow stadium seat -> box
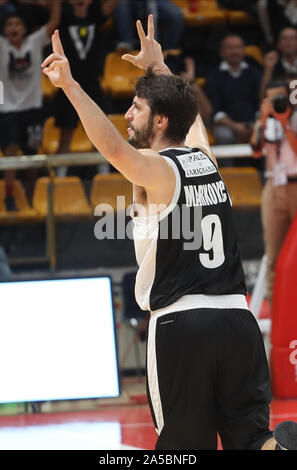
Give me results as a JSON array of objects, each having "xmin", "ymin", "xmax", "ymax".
[
  {"xmin": 42, "ymin": 117, "xmax": 60, "ymax": 154},
  {"xmin": 33, "ymin": 176, "xmax": 92, "ymax": 218},
  {"xmin": 163, "ymin": 49, "xmax": 182, "ymax": 60},
  {"xmin": 0, "ymin": 179, "xmax": 37, "ymax": 221},
  {"xmin": 171, "ymin": 0, "xmax": 227, "ymax": 25},
  {"xmin": 41, "ymin": 117, "xmax": 93, "ymax": 154},
  {"xmin": 90, "ymin": 173, "xmax": 133, "ymax": 212},
  {"xmin": 196, "ymin": 77, "xmax": 206, "ymax": 88},
  {"xmin": 108, "ymin": 114, "xmax": 128, "ymax": 140},
  {"xmin": 100, "ymin": 51, "xmax": 144, "ymax": 98},
  {"xmin": 245, "ymin": 45, "xmax": 264, "ymax": 66},
  {"xmin": 71, "ymin": 121, "xmax": 94, "ymax": 153},
  {"xmin": 220, "ymin": 167, "xmax": 263, "ymax": 208},
  {"xmin": 41, "ymin": 74, "xmax": 58, "ymax": 100},
  {"xmin": 226, "ymin": 9, "xmax": 256, "ymax": 24}
]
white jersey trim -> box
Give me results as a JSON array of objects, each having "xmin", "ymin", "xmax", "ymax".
[
  {"xmin": 132, "ymin": 157, "xmax": 181, "ymax": 311},
  {"xmin": 147, "ymin": 312, "xmax": 164, "ymax": 435},
  {"xmin": 150, "ymin": 293, "xmax": 248, "ymax": 316},
  {"xmin": 160, "ymin": 146, "xmax": 192, "ymax": 153},
  {"xmin": 159, "ymin": 157, "xmax": 181, "ymax": 221},
  {"xmin": 131, "ymin": 156, "xmax": 181, "ymax": 223}
]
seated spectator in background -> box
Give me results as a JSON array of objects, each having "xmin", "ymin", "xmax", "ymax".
[
  {"xmin": 114, "ymin": 0, "xmax": 183, "ymax": 52},
  {"xmin": 54, "ymin": 0, "xmax": 117, "ymax": 176},
  {"xmin": 260, "ymin": 27, "xmax": 297, "ymax": 99},
  {"xmin": 205, "ymin": 34, "xmax": 262, "ymax": 147},
  {"xmin": 0, "ymin": 1, "xmax": 61, "ymax": 211},
  {"xmin": 250, "ymin": 79, "xmax": 297, "ymax": 306}
]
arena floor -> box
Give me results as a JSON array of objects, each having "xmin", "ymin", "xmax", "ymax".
[{"xmin": 0, "ymin": 377, "xmax": 296, "ymax": 450}]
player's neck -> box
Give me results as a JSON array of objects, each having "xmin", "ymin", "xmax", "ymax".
[{"xmin": 150, "ymin": 135, "xmax": 185, "ymax": 153}]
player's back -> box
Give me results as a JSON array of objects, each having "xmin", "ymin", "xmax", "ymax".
[{"xmin": 132, "ymin": 147, "xmax": 247, "ymax": 312}]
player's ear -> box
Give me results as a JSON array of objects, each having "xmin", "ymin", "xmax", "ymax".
[{"xmin": 156, "ymin": 114, "xmax": 169, "ymax": 131}]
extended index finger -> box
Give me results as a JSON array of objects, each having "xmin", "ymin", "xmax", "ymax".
[{"xmin": 52, "ymin": 30, "xmax": 65, "ymax": 56}]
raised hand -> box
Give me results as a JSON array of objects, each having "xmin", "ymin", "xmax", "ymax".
[
  {"xmin": 121, "ymin": 14, "xmax": 169, "ymax": 74},
  {"xmin": 41, "ymin": 30, "xmax": 74, "ymax": 89},
  {"xmin": 263, "ymin": 50, "xmax": 279, "ymax": 70}
]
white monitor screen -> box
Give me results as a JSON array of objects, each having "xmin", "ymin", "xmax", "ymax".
[{"xmin": 0, "ymin": 276, "xmax": 120, "ymax": 403}]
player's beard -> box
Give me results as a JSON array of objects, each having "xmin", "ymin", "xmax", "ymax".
[{"xmin": 128, "ymin": 113, "xmax": 155, "ymax": 149}]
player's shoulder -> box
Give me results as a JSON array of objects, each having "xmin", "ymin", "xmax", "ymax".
[
  {"xmin": 138, "ymin": 148, "xmax": 158, "ymax": 155},
  {"xmin": 138, "ymin": 148, "xmax": 176, "ymax": 183},
  {"xmin": 195, "ymin": 145, "xmax": 218, "ymax": 169}
]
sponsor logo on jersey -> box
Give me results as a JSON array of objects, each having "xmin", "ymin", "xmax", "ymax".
[
  {"xmin": 184, "ymin": 181, "xmax": 227, "ymax": 207},
  {"xmin": 176, "ymin": 151, "xmax": 217, "ymax": 178}
]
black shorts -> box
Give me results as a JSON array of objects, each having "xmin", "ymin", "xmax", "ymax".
[
  {"xmin": 0, "ymin": 108, "xmax": 44, "ymax": 155},
  {"xmin": 147, "ymin": 307, "xmax": 273, "ymax": 450},
  {"xmin": 54, "ymin": 79, "xmax": 104, "ymax": 129}
]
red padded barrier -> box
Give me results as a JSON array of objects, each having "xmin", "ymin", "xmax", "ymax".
[
  {"xmin": 270, "ymin": 346, "xmax": 297, "ymax": 399},
  {"xmin": 270, "ymin": 211, "xmax": 297, "ymax": 398}
]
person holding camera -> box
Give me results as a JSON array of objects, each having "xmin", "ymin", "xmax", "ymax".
[{"xmin": 251, "ymin": 79, "xmax": 297, "ymax": 305}]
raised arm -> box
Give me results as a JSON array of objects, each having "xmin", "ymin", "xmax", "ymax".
[
  {"xmin": 41, "ymin": 29, "xmax": 174, "ymax": 192},
  {"xmin": 45, "ymin": 0, "xmax": 62, "ymax": 37},
  {"xmin": 122, "ymin": 15, "xmax": 217, "ymax": 165}
]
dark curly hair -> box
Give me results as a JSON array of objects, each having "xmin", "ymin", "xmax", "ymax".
[{"xmin": 135, "ymin": 67, "xmax": 199, "ymax": 144}]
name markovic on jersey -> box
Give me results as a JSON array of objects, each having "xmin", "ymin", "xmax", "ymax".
[{"xmin": 184, "ymin": 180, "xmax": 228, "ymax": 207}]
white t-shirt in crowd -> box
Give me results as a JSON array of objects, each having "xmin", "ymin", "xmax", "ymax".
[{"xmin": 0, "ymin": 26, "xmax": 50, "ymax": 113}]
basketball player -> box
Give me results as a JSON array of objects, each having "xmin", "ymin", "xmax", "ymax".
[{"xmin": 41, "ymin": 15, "xmax": 297, "ymax": 450}]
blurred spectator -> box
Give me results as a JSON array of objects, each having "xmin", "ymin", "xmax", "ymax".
[
  {"xmin": 54, "ymin": 0, "xmax": 117, "ymax": 176},
  {"xmin": 114, "ymin": 0, "xmax": 183, "ymax": 52},
  {"xmin": 254, "ymin": 0, "xmax": 278, "ymax": 47},
  {"xmin": 0, "ymin": 1, "xmax": 49, "ymax": 37},
  {"xmin": 218, "ymin": 1, "xmax": 297, "ymax": 48},
  {"xmin": 279, "ymin": 0, "xmax": 297, "ymax": 27},
  {"xmin": 0, "ymin": 1, "xmax": 16, "ymax": 24},
  {"xmin": 259, "ymin": 0, "xmax": 297, "ymax": 43},
  {"xmin": 250, "ymin": 79, "xmax": 297, "ymax": 305},
  {"xmin": 0, "ymin": 1, "xmax": 61, "ymax": 211},
  {"xmin": 260, "ymin": 27, "xmax": 297, "ymax": 99},
  {"xmin": 165, "ymin": 54, "xmax": 212, "ymax": 122},
  {"xmin": 205, "ymin": 34, "xmax": 262, "ymax": 147}
]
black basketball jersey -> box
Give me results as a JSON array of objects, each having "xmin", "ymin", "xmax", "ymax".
[{"xmin": 132, "ymin": 147, "xmax": 247, "ymax": 312}]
